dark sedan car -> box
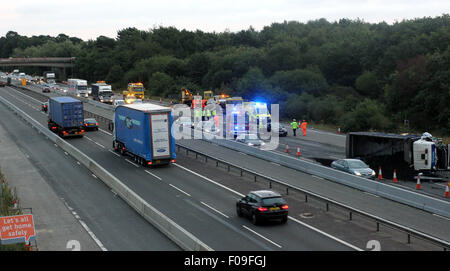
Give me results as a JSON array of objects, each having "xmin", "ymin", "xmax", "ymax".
[
  {"xmin": 42, "ymin": 86, "xmax": 51, "ymax": 93},
  {"xmin": 275, "ymin": 124, "xmax": 288, "ymax": 137},
  {"xmin": 236, "ymin": 133, "xmax": 266, "ymax": 147},
  {"xmin": 84, "ymin": 118, "xmax": 98, "ymax": 131},
  {"xmin": 236, "ymin": 190, "xmax": 288, "ymax": 225},
  {"xmin": 331, "ymin": 158, "xmax": 376, "ymax": 179}
]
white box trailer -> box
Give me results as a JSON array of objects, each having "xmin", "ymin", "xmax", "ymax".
[{"xmin": 68, "ymin": 78, "xmax": 88, "ymax": 98}]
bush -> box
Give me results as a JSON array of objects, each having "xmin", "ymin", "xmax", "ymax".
[{"xmin": 339, "ymin": 98, "xmax": 392, "ymax": 132}]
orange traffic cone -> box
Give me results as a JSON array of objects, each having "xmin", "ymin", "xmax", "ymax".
[
  {"xmin": 445, "ymin": 183, "xmax": 449, "ymax": 198},
  {"xmin": 285, "ymin": 144, "xmax": 290, "ymax": 153},
  {"xmin": 378, "ymin": 167, "xmax": 383, "ymax": 180},
  {"xmin": 393, "ymin": 169, "xmax": 398, "ymax": 183},
  {"xmin": 416, "ymin": 174, "xmax": 422, "ymax": 190},
  {"xmin": 296, "ymin": 146, "xmax": 301, "ymax": 157}
]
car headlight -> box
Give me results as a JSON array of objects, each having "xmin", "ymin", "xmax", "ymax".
[
  {"xmin": 248, "ymin": 143, "xmax": 254, "ymax": 146},
  {"xmin": 261, "ymin": 142, "xmax": 266, "ymax": 145},
  {"xmin": 354, "ymin": 171, "xmax": 361, "ymax": 176},
  {"xmin": 371, "ymin": 170, "xmax": 376, "ymax": 176}
]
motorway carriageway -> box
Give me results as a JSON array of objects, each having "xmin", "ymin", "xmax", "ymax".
[
  {"xmin": 0, "ymin": 98, "xmax": 180, "ymax": 250},
  {"xmin": 5, "ymin": 84, "xmax": 450, "ymax": 248},
  {"xmin": 0, "ymin": 86, "xmax": 361, "ymax": 251},
  {"xmin": 43, "ymin": 82, "xmax": 449, "ymax": 200}
]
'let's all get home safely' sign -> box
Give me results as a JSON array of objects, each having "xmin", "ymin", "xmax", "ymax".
[{"xmin": 0, "ymin": 214, "xmax": 36, "ymax": 245}]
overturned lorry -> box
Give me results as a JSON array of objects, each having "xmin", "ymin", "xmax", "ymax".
[{"xmin": 346, "ymin": 132, "xmax": 450, "ymax": 180}]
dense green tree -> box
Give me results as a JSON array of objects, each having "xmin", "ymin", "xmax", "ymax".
[{"xmin": 1, "ymin": 15, "xmax": 449, "ymax": 134}]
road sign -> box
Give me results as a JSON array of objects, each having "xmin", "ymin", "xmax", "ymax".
[{"xmin": 0, "ymin": 214, "xmax": 36, "ymax": 245}]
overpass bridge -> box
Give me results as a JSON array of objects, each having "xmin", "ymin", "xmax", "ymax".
[{"xmin": 0, "ymin": 57, "xmax": 75, "ymax": 80}]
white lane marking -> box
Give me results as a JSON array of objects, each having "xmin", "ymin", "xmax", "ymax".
[
  {"xmin": 169, "ymin": 183, "xmax": 191, "ymax": 197},
  {"xmin": 78, "ymin": 219, "xmax": 107, "ymax": 251},
  {"xmin": 288, "ymin": 216, "xmax": 363, "ymax": 251},
  {"xmin": 145, "ymin": 170, "xmax": 162, "ymax": 181},
  {"xmin": 8, "ymin": 87, "xmax": 44, "ymax": 105},
  {"xmin": 432, "ymin": 214, "xmax": 450, "ymax": 221},
  {"xmin": 242, "ymin": 225, "xmax": 282, "ymax": 248},
  {"xmin": 201, "ymin": 202, "xmax": 229, "ymax": 219},
  {"xmin": 270, "ymin": 162, "xmax": 280, "ymax": 166},
  {"xmin": 173, "ymin": 163, "xmax": 245, "ymax": 197},
  {"xmin": 64, "ymin": 152, "xmax": 68, "ymax": 155},
  {"xmin": 91, "ymin": 174, "xmax": 98, "ymax": 179},
  {"xmin": 174, "ymin": 163, "xmax": 362, "ymax": 251},
  {"xmin": 125, "ymin": 159, "xmax": 140, "ymax": 168},
  {"xmin": 99, "ymin": 128, "xmax": 112, "ymax": 136},
  {"xmin": 63, "ymin": 201, "xmax": 107, "ymax": 251},
  {"xmin": 94, "ymin": 141, "xmax": 105, "ymax": 149},
  {"xmin": 108, "ymin": 149, "xmax": 120, "ymax": 157},
  {"xmin": 76, "ymin": 161, "xmax": 81, "ymax": 165},
  {"xmin": 84, "ymin": 136, "xmax": 106, "ymax": 149},
  {"xmin": 363, "ymin": 192, "xmax": 380, "ymax": 198},
  {"xmin": 312, "ymin": 176, "xmax": 325, "ymax": 181}
]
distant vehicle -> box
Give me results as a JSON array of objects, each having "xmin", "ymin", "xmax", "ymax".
[
  {"xmin": 84, "ymin": 118, "xmax": 99, "ymax": 131},
  {"xmin": 124, "ymin": 95, "xmax": 137, "ymax": 104},
  {"xmin": 331, "ymin": 158, "xmax": 376, "ymax": 179},
  {"xmin": 19, "ymin": 72, "xmax": 26, "ymax": 79},
  {"xmin": 67, "ymin": 78, "xmax": 88, "ymax": 98},
  {"xmin": 236, "ymin": 133, "xmax": 265, "ymax": 147},
  {"xmin": 113, "ymin": 99, "xmax": 125, "ymax": 107},
  {"xmin": 175, "ymin": 116, "xmax": 193, "ymax": 129},
  {"xmin": 123, "ymin": 82, "xmax": 145, "ymax": 100},
  {"xmin": 196, "ymin": 120, "xmax": 220, "ymax": 134},
  {"xmin": 273, "ymin": 123, "xmax": 287, "ymax": 137},
  {"xmin": 42, "ymin": 102, "xmax": 48, "ymax": 113},
  {"xmin": 42, "ymin": 86, "xmax": 51, "ymax": 93},
  {"xmin": 47, "ymin": 97, "xmax": 85, "ymax": 138},
  {"xmin": 236, "ymin": 190, "xmax": 288, "ymax": 225},
  {"xmin": 111, "ymin": 103, "xmax": 176, "ymax": 166},
  {"xmin": 43, "ymin": 71, "xmax": 56, "ymax": 85},
  {"xmin": 91, "ymin": 81, "xmax": 113, "ymax": 104}
]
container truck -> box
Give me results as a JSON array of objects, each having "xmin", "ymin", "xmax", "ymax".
[
  {"xmin": 47, "ymin": 97, "xmax": 85, "ymax": 138},
  {"xmin": 346, "ymin": 132, "xmax": 450, "ymax": 180},
  {"xmin": 111, "ymin": 103, "xmax": 176, "ymax": 166},
  {"xmin": 91, "ymin": 81, "xmax": 113, "ymax": 104}
]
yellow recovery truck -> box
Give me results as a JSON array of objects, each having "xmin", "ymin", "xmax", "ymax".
[{"xmin": 123, "ymin": 82, "xmax": 145, "ymax": 102}]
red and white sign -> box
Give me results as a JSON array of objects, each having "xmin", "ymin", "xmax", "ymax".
[{"xmin": 0, "ymin": 214, "xmax": 36, "ymax": 244}]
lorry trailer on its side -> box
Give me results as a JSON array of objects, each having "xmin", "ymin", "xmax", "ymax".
[
  {"xmin": 47, "ymin": 97, "xmax": 85, "ymax": 138},
  {"xmin": 111, "ymin": 103, "xmax": 176, "ymax": 166},
  {"xmin": 346, "ymin": 132, "xmax": 450, "ymax": 180}
]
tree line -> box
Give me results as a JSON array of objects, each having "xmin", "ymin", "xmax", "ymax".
[{"xmin": 1, "ymin": 15, "xmax": 449, "ymax": 134}]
